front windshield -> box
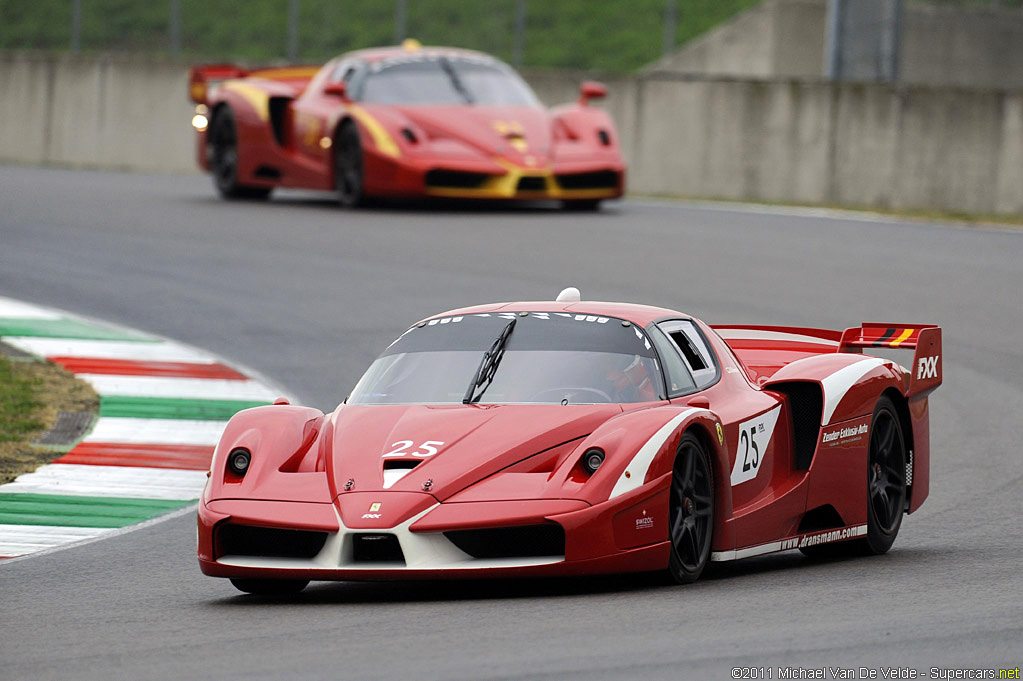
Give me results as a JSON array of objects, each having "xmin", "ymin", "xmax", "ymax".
[
  {"xmin": 357, "ymin": 55, "xmax": 540, "ymax": 107},
  {"xmin": 348, "ymin": 313, "xmax": 665, "ymax": 405}
]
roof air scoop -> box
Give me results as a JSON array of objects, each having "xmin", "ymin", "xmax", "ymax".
[{"xmin": 556, "ymin": 287, "xmax": 581, "ymax": 303}]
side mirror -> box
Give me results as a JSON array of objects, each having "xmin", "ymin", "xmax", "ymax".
[
  {"xmin": 323, "ymin": 81, "xmax": 348, "ymax": 100},
  {"xmin": 578, "ymin": 81, "xmax": 607, "ymax": 106}
]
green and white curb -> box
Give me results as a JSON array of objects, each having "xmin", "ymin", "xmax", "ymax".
[{"xmin": 0, "ymin": 296, "xmax": 291, "ymax": 560}]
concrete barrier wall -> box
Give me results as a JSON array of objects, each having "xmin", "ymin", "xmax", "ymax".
[{"xmin": 1, "ymin": 51, "xmax": 1020, "ymax": 215}]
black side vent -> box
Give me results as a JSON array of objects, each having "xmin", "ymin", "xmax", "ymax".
[
  {"xmin": 268, "ymin": 96, "xmax": 291, "ymax": 147},
  {"xmin": 798, "ymin": 504, "xmax": 846, "ymax": 533},
  {"xmin": 254, "ymin": 165, "xmax": 281, "ymax": 180},
  {"xmin": 767, "ymin": 381, "xmax": 824, "ymax": 470},
  {"xmin": 352, "ymin": 534, "xmax": 405, "ymax": 564},
  {"xmin": 217, "ymin": 524, "xmax": 327, "ymax": 559},
  {"xmin": 554, "ymin": 170, "xmax": 618, "ymax": 190},
  {"xmin": 425, "ymin": 169, "xmax": 490, "ymax": 189},
  {"xmin": 516, "ymin": 176, "xmax": 547, "ymax": 192},
  {"xmin": 445, "ymin": 524, "xmax": 565, "ymax": 559}
]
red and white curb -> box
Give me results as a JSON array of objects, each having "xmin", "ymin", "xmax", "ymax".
[{"xmin": 0, "ymin": 296, "xmax": 292, "ymax": 560}]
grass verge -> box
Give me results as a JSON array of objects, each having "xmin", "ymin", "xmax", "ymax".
[{"xmin": 0, "ymin": 354, "xmax": 99, "ymax": 485}]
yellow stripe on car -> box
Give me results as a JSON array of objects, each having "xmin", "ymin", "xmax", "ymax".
[
  {"xmin": 348, "ymin": 105, "xmax": 401, "ymax": 158},
  {"xmin": 890, "ymin": 329, "xmax": 914, "ymax": 347},
  {"xmin": 221, "ymin": 81, "xmax": 270, "ymax": 121}
]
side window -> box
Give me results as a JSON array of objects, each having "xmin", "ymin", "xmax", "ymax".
[
  {"xmin": 647, "ymin": 326, "xmax": 697, "ymax": 397},
  {"xmin": 659, "ymin": 320, "xmax": 718, "ymax": 389},
  {"xmin": 329, "ymin": 60, "xmax": 361, "ymax": 84}
]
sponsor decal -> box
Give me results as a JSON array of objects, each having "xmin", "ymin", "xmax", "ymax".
[
  {"xmin": 635, "ymin": 510, "xmax": 654, "ymax": 530},
  {"xmin": 822, "ymin": 423, "xmax": 869, "ymax": 446},
  {"xmin": 917, "ymin": 355, "xmax": 939, "ymax": 380},
  {"xmin": 361, "ymin": 513, "xmax": 382, "ymax": 519},
  {"xmin": 780, "ymin": 525, "xmax": 865, "ymax": 551}
]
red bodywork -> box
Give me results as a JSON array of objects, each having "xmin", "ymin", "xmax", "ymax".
[
  {"xmin": 188, "ymin": 46, "xmax": 625, "ymax": 203},
  {"xmin": 198, "ymin": 301, "xmax": 942, "ymax": 582}
]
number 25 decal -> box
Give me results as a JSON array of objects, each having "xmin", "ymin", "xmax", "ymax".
[
  {"xmin": 382, "ymin": 440, "xmax": 446, "ymax": 458},
  {"xmin": 729, "ymin": 405, "xmax": 781, "ymax": 486}
]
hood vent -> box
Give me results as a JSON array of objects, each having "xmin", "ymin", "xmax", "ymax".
[{"xmin": 382, "ymin": 459, "xmax": 421, "ymax": 489}]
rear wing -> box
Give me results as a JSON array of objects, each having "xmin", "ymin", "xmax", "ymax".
[
  {"xmin": 188, "ymin": 63, "xmax": 321, "ymax": 105},
  {"xmin": 839, "ymin": 323, "xmax": 942, "ymax": 398},
  {"xmin": 188, "ymin": 64, "xmax": 248, "ymax": 105}
]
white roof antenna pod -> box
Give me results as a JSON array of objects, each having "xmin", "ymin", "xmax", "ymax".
[{"xmin": 556, "ymin": 287, "xmax": 581, "ymax": 303}]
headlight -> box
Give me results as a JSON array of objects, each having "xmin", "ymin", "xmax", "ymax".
[
  {"xmin": 582, "ymin": 448, "xmax": 605, "ymax": 474},
  {"xmin": 227, "ymin": 448, "xmax": 251, "ymax": 476}
]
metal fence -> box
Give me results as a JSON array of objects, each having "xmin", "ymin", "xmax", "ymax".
[
  {"xmin": 0, "ymin": 0, "xmax": 760, "ymax": 71},
  {"xmin": 1, "ymin": 0, "xmax": 1018, "ymax": 72}
]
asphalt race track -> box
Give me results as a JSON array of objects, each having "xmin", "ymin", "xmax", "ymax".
[{"xmin": 0, "ymin": 165, "xmax": 1020, "ymax": 680}]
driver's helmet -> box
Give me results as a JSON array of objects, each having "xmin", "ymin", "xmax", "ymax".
[{"xmin": 601, "ymin": 353, "xmax": 657, "ymax": 402}]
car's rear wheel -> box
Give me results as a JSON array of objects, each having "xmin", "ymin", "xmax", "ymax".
[
  {"xmin": 801, "ymin": 395, "xmax": 907, "ymax": 558},
  {"xmin": 229, "ymin": 578, "xmax": 309, "ymax": 596},
  {"xmin": 667, "ymin": 432, "xmax": 714, "ymax": 584},
  {"xmin": 208, "ymin": 107, "xmax": 272, "ymax": 200},
  {"xmin": 335, "ymin": 121, "xmax": 364, "ymax": 208},
  {"xmin": 861, "ymin": 396, "xmax": 907, "ymax": 554},
  {"xmin": 561, "ymin": 199, "xmax": 601, "ymax": 212}
]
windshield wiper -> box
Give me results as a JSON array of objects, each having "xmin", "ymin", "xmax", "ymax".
[
  {"xmin": 440, "ymin": 58, "xmax": 475, "ymax": 105},
  {"xmin": 463, "ymin": 318, "xmax": 516, "ymax": 404}
]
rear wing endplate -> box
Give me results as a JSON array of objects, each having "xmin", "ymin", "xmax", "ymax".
[{"xmin": 839, "ymin": 323, "xmax": 942, "ymax": 398}]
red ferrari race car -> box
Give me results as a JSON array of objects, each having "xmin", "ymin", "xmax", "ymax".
[
  {"xmin": 198, "ymin": 289, "xmax": 942, "ymax": 595},
  {"xmin": 187, "ymin": 42, "xmax": 625, "ymax": 210}
]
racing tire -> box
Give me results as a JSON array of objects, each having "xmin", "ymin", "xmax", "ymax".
[
  {"xmin": 667, "ymin": 432, "xmax": 714, "ymax": 584},
  {"xmin": 800, "ymin": 395, "xmax": 907, "ymax": 559},
  {"xmin": 229, "ymin": 578, "xmax": 309, "ymax": 596},
  {"xmin": 334, "ymin": 120, "xmax": 364, "ymax": 208},
  {"xmin": 208, "ymin": 107, "xmax": 272, "ymax": 201},
  {"xmin": 560, "ymin": 199, "xmax": 602, "ymax": 212}
]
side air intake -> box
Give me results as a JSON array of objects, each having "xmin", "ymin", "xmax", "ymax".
[{"xmin": 767, "ymin": 381, "xmax": 823, "ymax": 470}]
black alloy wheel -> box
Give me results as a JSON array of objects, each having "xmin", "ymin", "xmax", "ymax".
[
  {"xmin": 863, "ymin": 396, "xmax": 907, "ymax": 554},
  {"xmin": 335, "ymin": 121, "xmax": 364, "ymax": 208},
  {"xmin": 800, "ymin": 395, "xmax": 907, "ymax": 559},
  {"xmin": 667, "ymin": 432, "xmax": 714, "ymax": 583},
  {"xmin": 208, "ymin": 107, "xmax": 271, "ymax": 200}
]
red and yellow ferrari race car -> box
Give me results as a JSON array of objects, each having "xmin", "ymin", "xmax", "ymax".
[
  {"xmin": 187, "ymin": 42, "xmax": 625, "ymax": 209},
  {"xmin": 198, "ymin": 289, "xmax": 942, "ymax": 595}
]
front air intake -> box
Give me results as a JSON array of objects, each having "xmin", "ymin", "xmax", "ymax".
[
  {"xmin": 516, "ymin": 176, "xmax": 547, "ymax": 192},
  {"xmin": 425, "ymin": 169, "xmax": 490, "ymax": 189},
  {"xmin": 216, "ymin": 523, "xmax": 327, "ymax": 559},
  {"xmin": 444, "ymin": 523, "xmax": 565, "ymax": 559},
  {"xmin": 352, "ymin": 533, "xmax": 406, "ymax": 564},
  {"xmin": 554, "ymin": 170, "xmax": 618, "ymax": 190}
]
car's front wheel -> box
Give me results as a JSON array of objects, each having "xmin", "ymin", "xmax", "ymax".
[
  {"xmin": 229, "ymin": 578, "xmax": 309, "ymax": 596},
  {"xmin": 334, "ymin": 120, "xmax": 364, "ymax": 208},
  {"xmin": 667, "ymin": 432, "xmax": 714, "ymax": 584}
]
